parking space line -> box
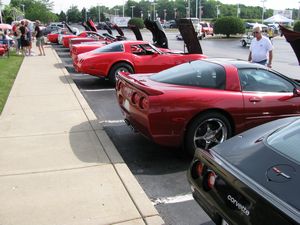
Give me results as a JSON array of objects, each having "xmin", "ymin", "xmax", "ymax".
[
  {"xmin": 98, "ymin": 120, "xmax": 125, "ymax": 124},
  {"xmin": 152, "ymin": 193, "xmax": 193, "ymax": 206},
  {"xmin": 82, "ymin": 88, "xmax": 115, "ymax": 92}
]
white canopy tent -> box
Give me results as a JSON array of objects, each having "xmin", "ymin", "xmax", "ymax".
[{"xmin": 263, "ymin": 14, "xmax": 294, "ymax": 23}]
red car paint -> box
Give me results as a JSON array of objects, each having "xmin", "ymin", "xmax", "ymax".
[
  {"xmin": 74, "ymin": 40, "xmax": 206, "ymax": 80},
  {"xmin": 62, "ymin": 31, "xmax": 105, "ymax": 48},
  {"xmin": 116, "ymin": 59, "xmax": 300, "ymax": 150}
]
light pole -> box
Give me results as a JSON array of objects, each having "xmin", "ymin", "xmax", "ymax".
[
  {"xmin": 216, "ymin": 5, "xmax": 220, "ymax": 18},
  {"xmin": 123, "ymin": 0, "xmax": 125, "ymax": 17},
  {"xmin": 140, "ymin": 10, "xmax": 143, "ymax": 19},
  {"xmin": 188, "ymin": 0, "xmax": 191, "ymax": 17},
  {"xmin": 199, "ymin": 0, "xmax": 202, "ymax": 21},
  {"xmin": 98, "ymin": 4, "xmax": 100, "ymax": 23},
  {"xmin": 148, "ymin": 10, "xmax": 151, "ymax": 19},
  {"xmin": 261, "ymin": 0, "xmax": 267, "ymax": 23},
  {"xmin": 237, "ymin": 3, "xmax": 240, "ymax": 17},
  {"xmin": 174, "ymin": 8, "xmax": 177, "ymax": 19},
  {"xmin": 151, "ymin": 2, "xmax": 157, "ymax": 20},
  {"xmin": 0, "ymin": 0, "xmax": 3, "ymax": 24},
  {"xmin": 164, "ymin": 9, "xmax": 167, "ymax": 22},
  {"xmin": 130, "ymin": 6, "xmax": 135, "ymax": 18},
  {"xmin": 298, "ymin": 1, "xmax": 300, "ymax": 20},
  {"xmin": 114, "ymin": 8, "xmax": 119, "ymax": 17},
  {"xmin": 196, "ymin": 0, "xmax": 198, "ymax": 18},
  {"xmin": 186, "ymin": 7, "xmax": 189, "ymax": 18}
]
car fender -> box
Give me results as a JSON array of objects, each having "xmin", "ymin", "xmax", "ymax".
[{"xmin": 107, "ymin": 59, "xmax": 135, "ymax": 75}]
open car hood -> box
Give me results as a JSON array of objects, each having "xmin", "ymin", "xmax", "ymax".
[
  {"xmin": 144, "ymin": 19, "xmax": 168, "ymax": 49},
  {"xmin": 112, "ymin": 24, "xmax": 124, "ymax": 37},
  {"xmin": 81, "ymin": 21, "xmax": 91, "ymax": 31},
  {"xmin": 177, "ymin": 18, "xmax": 203, "ymax": 54},
  {"xmin": 128, "ymin": 25, "xmax": 143, "ymax": 41},
  {"xmin": 86, "ymin": 19, "xmax": 112, "ymax": 35},
  {"xmin": 63, "ymin": 22, "xmax": 77, "ymax": 35},
  {"xmin": 280, "ymin": 25, "xmax": 300, "ymax": 65}
]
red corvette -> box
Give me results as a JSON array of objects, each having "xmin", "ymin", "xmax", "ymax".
[
  {"xmin": 74, "ymin": 40, "xmax": 206, "ymax": 84},
  {"xmin": 62, "ymin": 31, "xmax": 107, "ymax": 48},
  {"xmin": 116, "ymin": 58, "xmax": 300, "ymax": 156},
  {"xmin": 71, "ymin": 41, "xmax": 107, "ymax": 61}
]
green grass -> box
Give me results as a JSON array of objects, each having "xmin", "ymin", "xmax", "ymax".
[{"xmin": 0, "ymin": 51, "xmax": 24, "ymax": 114}]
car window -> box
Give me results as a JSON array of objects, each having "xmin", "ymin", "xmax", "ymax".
[
  {"xmin": 91, "ymin": 42, "xmax": 124, "ymax": 53},
  {"xmin": 238, "ymin": 69, "xmax": 294, "ymax": 92},
  {"xmin": 131, "ymin": 44, "xmax": 161, "ymax": 55},
  {"xmin": 149, "ymin": 60, "xmax": 226, "ymax": 89},
  {"xmin": 267, "ymin": 119, "xmax": 300, "ymax": 164}
]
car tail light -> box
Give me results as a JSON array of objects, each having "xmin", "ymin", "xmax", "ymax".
[
  {"xmin": 191, "ymin": 160, "xmax": 204, "ymax": 179},
  {"xmin": 131, "ymin": 92, "xmax": 140, "ymax": 105},
  {"xmin": 204, "ymin": 171, "xmax": 216, "ymax": 191},
  {"xmin": 139, "ymin": 97, "xmax": 148, "ymax": 110}
]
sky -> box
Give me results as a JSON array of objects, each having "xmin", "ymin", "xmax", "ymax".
[{"xmin": 2, "ymin": 0, "xmax": 300, "ymax": 13}]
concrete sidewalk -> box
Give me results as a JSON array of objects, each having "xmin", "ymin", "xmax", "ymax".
[{"xmin": 0, "ymin": 45, "xmax": 164, "ymax": 225}]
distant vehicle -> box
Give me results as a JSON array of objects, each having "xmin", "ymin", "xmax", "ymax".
[
  {"xmin": 200, "ymin": 21, "xmax": 214, "ymax": 37},
  {"xmin": 176, "ymin": 18, "xmax": 204, "ymax": 40},
  {"xmin": 162, "ymin": 20, "xmax": 177, "ymax": 29},
  {"xmin": 43, "ymin": 23, "xmax": 64, "ymax": 35},
  {"xmin": 240, "ymin": 23, "xmax": 268, "ymax": 47},
  {"xmin": 240, "ymin": 31, "xmax": 254, "ymax": 47},
  {"xmin": 188, "ymin": 116, "xmax": 300, "ymax": 225}
]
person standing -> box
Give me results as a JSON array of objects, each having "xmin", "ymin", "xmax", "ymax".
[
  {"xmin": 25, "ymin": 20, "xmax": 33, "ymax": 56},
  {"xmin": 19, "ymin": 20, "xmax": 29, "ymax": 55},
  {"xmin": 248, "ymin": 26, "xmax": 273, "ymax": 68},
  {"xmin": 34, "ymin": 20, "xmax": 45, "ymax": 56}
]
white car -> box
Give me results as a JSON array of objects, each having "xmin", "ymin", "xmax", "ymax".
[{"xmin": 240, "ymin": 32, "xmax": 253, "ymax": 47}]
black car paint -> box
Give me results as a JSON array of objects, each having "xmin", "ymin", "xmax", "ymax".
[{"xmin": 188, "ymin": 116, "xmax": 300, "ymax": 225}]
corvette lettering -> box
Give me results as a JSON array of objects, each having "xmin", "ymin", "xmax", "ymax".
[
  {"xmin": 272, "ymin": 167, "xmax": 291, "ymax": 179},
  {"xmin": 227, "ymin": 195, "xmax": 250, "ymax": 216}
]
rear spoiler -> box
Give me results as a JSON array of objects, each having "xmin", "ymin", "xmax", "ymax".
[{"xmin": 117, "ymin": 72, "xmax": 163, "ymax": 96}]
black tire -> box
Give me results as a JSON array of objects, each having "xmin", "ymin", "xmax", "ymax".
[
  {"xmin": 184, "ymin": 112, "xmax": 232, "ymax": 156},
  {"xmin": 242, "ymin": 40, "xmax": 247, "ymax": 47},
  {"xmin": 108, "ymin": 62, "xmax": 134, "ymax": 85}
]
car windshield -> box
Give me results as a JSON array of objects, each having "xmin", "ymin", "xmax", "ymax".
[
  {"xmin": 267, "ymin": 119, "xmax": 300, "ymax": 164},
  {"xmin": 91, "ymin": 42, "xmax": 124, "ymax": 53},
  {"xmin": 149, "ymin": 60, "xmax": 226, "ymax": 89}
]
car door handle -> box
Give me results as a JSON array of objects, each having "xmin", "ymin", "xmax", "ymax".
[{"xmin": 249, "ymin": 97, "xmax": 262, "ymax": 103}]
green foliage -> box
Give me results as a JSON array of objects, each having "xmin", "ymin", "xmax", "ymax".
[
  {"xmin": 66, "ymin": 6, "xmax": 82, "ymax": 23},
  {"xmin": 294, "ymin": 21, "xmax": 300, "ymax": 32},
  {"xmin": 128, "ymin": 18, "xmax": 145, "ymax": 29},
  {"xmin": 0, "ymin": 51, "xmax": 24, "ymax": 114},
  {"xmin": 5, "ymin": 0, "xmax": 57, "ymax": 23},
  {"xmin": 214, "ymin": 16, "xmax": 245, "ymax": 37}
]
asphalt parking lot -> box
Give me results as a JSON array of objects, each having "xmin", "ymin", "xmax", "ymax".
[{"xmin": 54, "ymin": 29, "xmax": 299, "ymax": 225}]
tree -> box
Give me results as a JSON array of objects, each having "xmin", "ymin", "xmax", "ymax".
[
  {"xmin": 214, "ymin": 16, "xmax": 245, "ymax": 37},
  {"xmin": 294, "ymin": 21, "xmax": 300, "ymax": 32},
  {"xmin": 66, "ymin": 5, "xmax": 81, "ymax": 23},
  {"xmin": 58, "ymin": 11, "xmax": 66, "ymax": 22}
]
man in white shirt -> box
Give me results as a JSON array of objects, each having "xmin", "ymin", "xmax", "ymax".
[{"xmin": 248, "ymin": 26, "xmax": 273, "ymax": 68}]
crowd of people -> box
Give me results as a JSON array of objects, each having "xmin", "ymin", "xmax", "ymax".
[{"xmin": 1, "ymin": 19, "xmax": 46, "ymax": 56}]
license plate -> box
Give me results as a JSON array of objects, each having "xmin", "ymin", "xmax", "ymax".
[
  {"xmin": 221, "ymin": 219, "xmax": 229, "ymax": 225},
  {"xmin": 123, "ymin": 99, "xmax": 130, "ymax": 112}
]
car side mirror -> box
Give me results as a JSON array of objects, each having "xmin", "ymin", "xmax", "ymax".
[{"xmin": 293, "ymin": 88, "xmax": 300, "ymax": 96}]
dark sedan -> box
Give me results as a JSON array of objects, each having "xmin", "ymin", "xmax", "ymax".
[{"xmin": 188, "ymin": 116, "xmax": 300, "ymax": 225}]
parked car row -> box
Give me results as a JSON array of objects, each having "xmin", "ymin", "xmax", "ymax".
[{"xmin": 52, "ymin": 19, "xmax": 300, "ymax": 225}]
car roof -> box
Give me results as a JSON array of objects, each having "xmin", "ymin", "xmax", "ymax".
[{"xmin": 204, "ymin": 58, "xmax": 266, "ymax": 69}]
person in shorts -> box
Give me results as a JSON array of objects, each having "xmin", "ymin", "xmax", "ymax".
[
  {"xmin": 34, "ymin": 20, "xmax": 45, "ymax": 56},
  {"xmin": 19, "ymin": 20, "xmax": 29, "ymax": 55}
]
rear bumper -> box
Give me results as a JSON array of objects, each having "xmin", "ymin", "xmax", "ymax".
[{"xmin": 118, "ymin": 99, "xmax": 182, "ymax": 147}]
